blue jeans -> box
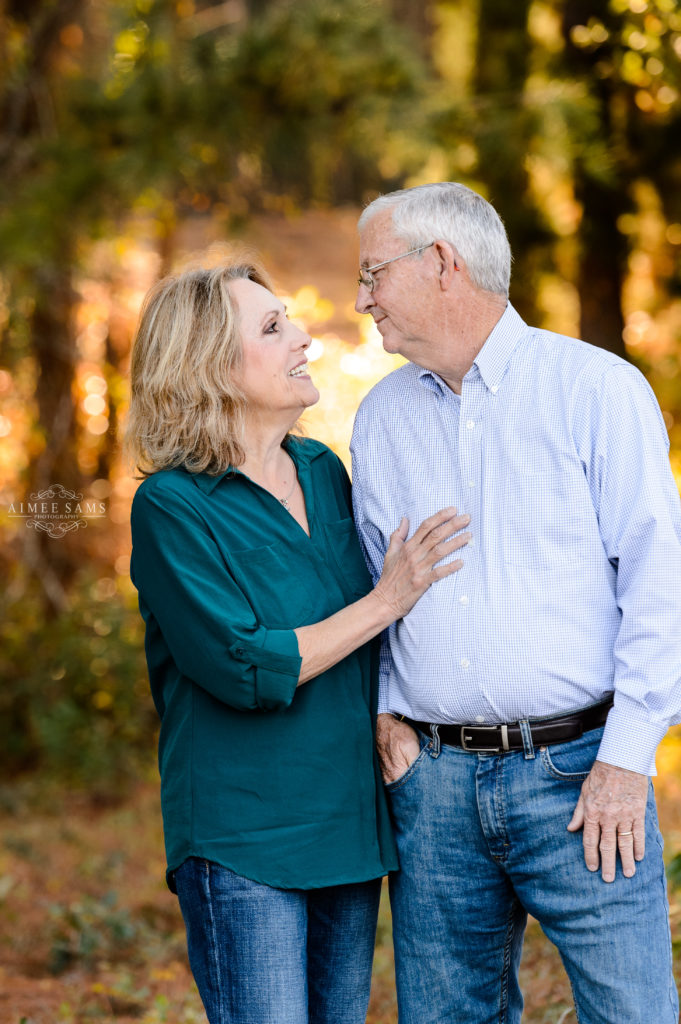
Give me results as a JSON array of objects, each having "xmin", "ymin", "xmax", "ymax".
[
  {"xmin": 387, "ymin": 725, "xmax": 678, "ymax": 1024},
  {"xmin": 174, "ymin": 857, "xmax": 381, "ymax": 1024}
]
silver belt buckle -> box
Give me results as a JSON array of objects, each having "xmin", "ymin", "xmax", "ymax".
[{"xmin": 460, "ymin": 723, "xmax": 510, "ymax": 752}]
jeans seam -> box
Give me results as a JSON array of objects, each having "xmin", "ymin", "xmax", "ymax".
[
  {"xmin": 499, "ymin": 897, "xmax": 520, "ymax": 1023},
  {"xmin": 654, "ymin": 816, "xmax": 678, "ymax": 1017},
  {"xmin": 566, "ymin": 976, "xmax": 582, "ymax": 1024},
  {"xmin": 203, "ymin": 860, "xmax": 225, "ymax": 1020}
]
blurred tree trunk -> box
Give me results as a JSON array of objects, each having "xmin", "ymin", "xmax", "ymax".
[
  {"xmin": 574, "ymin": 176, "xmax": 627, "ymax": 357},
  {"xmin": 23, "ymin": 256, "xmax": 80, "ymax": 613},
  {"xmin": 561, "ymin": 0, "xmax": 627, "ymax": 357},
  {"xmin": 475, "ymin": 0, "xmax": 531, "ymax": 93},
  {"xmin": 389, "ymin": 0, "xmax": 434, "ymax": 57},
  {"xmin": 1, "ymin": 0, "xmax": 86, "ymax": 612},
  {"xmin": 31, "ymin": 261, "xmax": 79, "ymax": 496},
  {"xmin": 472, "ymin": 0, "xmax": 544, "ymax": 325}
]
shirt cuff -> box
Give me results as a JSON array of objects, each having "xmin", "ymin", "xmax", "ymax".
[
  {"xmin": 229, "ymin": 629, "xmax": 301, "ymax": 711},
  {"xmin": 596, "ymin": 702, "xmax": 668, "ymax": 776}
]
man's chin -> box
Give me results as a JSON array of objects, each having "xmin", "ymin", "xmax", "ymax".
[
  {"xmin": 382, "ymin": 337, "xmax": 406, "ymax": 357},
  {"xmin": 379, "ymin": 327, "xmax": 400, "ymax": 354}
]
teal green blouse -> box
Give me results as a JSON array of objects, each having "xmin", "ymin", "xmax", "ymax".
[{"xmin": 130, "ymin": 437, "xmax": 397, "ymax": 891}]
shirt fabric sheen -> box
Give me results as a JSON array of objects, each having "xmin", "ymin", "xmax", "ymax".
[
  {"xmin": 350, "ymin": 303, "xmax": 681, "ymax": 776},
  {"xmin": 131, "ymin": 436, "xmax": 397, "ymax": 891}
]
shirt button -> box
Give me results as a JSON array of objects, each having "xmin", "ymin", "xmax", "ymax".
[
  {"xmin": 468, "ymin": 480, "xmax": 475, "ymax": 488},
  {"xmin": 459, "ymin": 595, "xmax": 469, "ymax": 605},
  {"xmin": 466, "ymin": 420, "xmax": 475, "ymax": 430},
  {"xmin": 491, "ymin": 385, "xmax": 499, "ymax": 394},
  {"xmin": 475, "ymin": 715, "xmax": 485, "ymax": 723},
  {"xmin": 460, "ymin": 658, "xmax": 470, "ymax": 669}
]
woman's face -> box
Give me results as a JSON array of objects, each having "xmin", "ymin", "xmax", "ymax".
[{"xmin": 230, "ymin": 277, "xmax": 320, "ymax": 419}]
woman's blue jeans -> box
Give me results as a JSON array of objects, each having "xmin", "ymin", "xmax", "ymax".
[
  {"xmin": 174, "ymin": 857, "xmax": 381, "ymax": 1024},
  {"xmin": 386, "ymin": 725, "xmax": 678, "ymax": 1024}
]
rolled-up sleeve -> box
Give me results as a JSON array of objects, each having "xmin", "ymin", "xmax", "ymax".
[{"xmin": 131, "ymin": 483, "xmax": 302, "ymax": 712}]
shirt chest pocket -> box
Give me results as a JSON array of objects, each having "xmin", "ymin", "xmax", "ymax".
[
  {"xmin": 502, "ymin": 468, "xmax": 596, "ymax": 571},
  {"xmin": 324, "ymin": 518, "xmax": 373, "ymax": 599},
  {"xmin": 228, "ymin": 543, "xmax": 317, "ymax": 628}
]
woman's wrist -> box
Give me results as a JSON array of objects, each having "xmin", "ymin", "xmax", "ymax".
[{"xmin": 363, "ymin": 587, "xmax": 402, "ymax": 630}]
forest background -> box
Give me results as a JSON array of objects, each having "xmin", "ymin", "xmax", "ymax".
[{"xmin": 1, "ymin": 0, "xmax": 681, "ymax": 1021}]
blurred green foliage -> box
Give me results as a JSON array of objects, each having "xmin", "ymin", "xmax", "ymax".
[
  {"xmin": 667, "ymin": 851, "xmax": 681, "ymax": 891},
  {"xmin": 0, "ymin": 573, "xmax": 154, "ymax": 789},
  {"xmin": 48, "ymin": 890, "xmax": 140, "ymax": 974}
]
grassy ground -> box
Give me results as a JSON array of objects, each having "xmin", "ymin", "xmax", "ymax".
[{"xmin": 1, "ymin": 736, "xmax": 680, "ymax": 1024}]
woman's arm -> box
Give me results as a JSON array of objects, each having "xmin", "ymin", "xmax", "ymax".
[{"xmin": 295, "ymin": 509, "xmax": 470, "ymax": 684}]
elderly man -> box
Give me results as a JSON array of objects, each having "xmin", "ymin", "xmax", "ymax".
[{"xmin": 350, "ymin": 182, "xmax": 681, "ymax": 1024}]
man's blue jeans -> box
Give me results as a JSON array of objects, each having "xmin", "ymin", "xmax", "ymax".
[
  {"xmin": 386, "ymin": 725, "xmax": 678, "ymax": 1024},
  {"xmin": 174, "ymin": 857, "xmax": 381, "ymax": 1024}
]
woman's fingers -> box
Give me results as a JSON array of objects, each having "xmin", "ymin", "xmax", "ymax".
[
  {"xmin": 429, "ymin": 532, "xmax": 472, "ymax": 564},
  {"xmin": 439, "ymin": 530, "xmax": 472, "ymax": 553},
  {"xmin": 407, "ymin": 516, "xmax": 471, "ymax": 572},
  {"xmin": 392, "ymin": 516, "xmax": 410, "ymax": 544},
  {"xmin": 419, "ymin": 533, "xmax": 471, "ymax": 581},
  {"xmin": 375, "ymin": 509, "xmax": 472, "ymax": 620},
  {"xmin": 408, "ymin": 507, "xmax": 461, "ymax": 544},
  {"xmin": 431, "ymin": 557, "xmax": 464, "ymax": 580},
  {"xmin": 408, "ymin": 509, "xmax": 470, "ymax": 551}
]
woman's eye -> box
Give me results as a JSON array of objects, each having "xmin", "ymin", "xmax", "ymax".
[{"xmin": 264, "ymin": 320, "xmax": 280, "ymax": 334}]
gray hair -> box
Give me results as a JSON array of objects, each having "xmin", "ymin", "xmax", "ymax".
[{"xmin": 358, "ymin": 182, "xmax": 511, "ymax": 297}]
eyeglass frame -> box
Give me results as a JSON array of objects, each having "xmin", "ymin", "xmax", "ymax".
[{"xmin": 357, "ymin": 242, "xmax": 434, "ymax": 293}]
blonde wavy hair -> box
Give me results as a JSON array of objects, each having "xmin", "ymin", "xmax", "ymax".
[{"xmin": 125, "ymin": 259, "xmax": 274, "ymax": 476}]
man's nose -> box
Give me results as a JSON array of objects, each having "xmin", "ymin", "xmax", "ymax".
[{"xmin": 355, "ymin": 282, "xmax": 374, "ymax": 314}]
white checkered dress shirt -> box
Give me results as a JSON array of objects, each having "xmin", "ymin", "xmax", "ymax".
[{"xmin": 350, "ymin": 303, "xmax": 681, "ymax": 775}]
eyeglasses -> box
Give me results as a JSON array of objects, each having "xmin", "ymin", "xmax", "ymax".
[{"xmin": 357, "ymin": 242, "xmax": 434, "ymax": 294}]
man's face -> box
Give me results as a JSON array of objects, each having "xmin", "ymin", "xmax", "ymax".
[{"xmin": 355, "ymin": 210, "xmax": 439, "ymax": 361}]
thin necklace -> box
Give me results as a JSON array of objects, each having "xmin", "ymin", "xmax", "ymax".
[{"xmin": 279, "ymin": 456, "xmax": 297, "ymax": 510}]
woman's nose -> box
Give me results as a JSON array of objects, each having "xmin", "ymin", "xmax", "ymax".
[{"xmin": 294, "ymin": 324, "xmax": 311, "ymax": 349}]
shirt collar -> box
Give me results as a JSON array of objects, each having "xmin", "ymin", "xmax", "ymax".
[
  {"xmin": 189, "ymin": 435, "xmax": 324, "ymax": 495},
  {"xmin": 415, "ymin": 302, "xmax": 528, "ymax": 396},
  {"xmin": 473, "ymin": 302, "xmax": 527, "ymax": 392}
]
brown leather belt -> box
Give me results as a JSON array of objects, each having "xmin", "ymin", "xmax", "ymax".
[{"xmin": 397, "ymin": 697, "xmax": 613, "ymax": 753}]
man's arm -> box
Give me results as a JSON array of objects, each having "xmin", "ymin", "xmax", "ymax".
[{"xmin": 570, "ymin": 361, "xmax": 681, "ymax": 878}]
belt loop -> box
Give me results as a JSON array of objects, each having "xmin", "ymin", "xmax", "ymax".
[
  {"xmin": 429, "ymin": 724, "xmax": 441, "ymax": 757},
  {"xmin": 518, "ymin": 719, "xmax": 535, "ymax": 760}
]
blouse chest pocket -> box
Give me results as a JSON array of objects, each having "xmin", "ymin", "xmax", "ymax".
[
  {"xmin": 228, "ymin": 542, "xmax": 317, "ymax": 628},
  {"xmin": 324, "ymin": 518, "xmax": 373, "ymax": 599}
]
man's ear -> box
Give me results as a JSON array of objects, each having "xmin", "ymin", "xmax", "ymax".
[{"xmin": 433, "ymin": 240, "xmax": 460, "ymax": 291}]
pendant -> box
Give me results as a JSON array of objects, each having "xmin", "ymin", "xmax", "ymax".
[{"xmin": 279, "ymin": 497, "xmax": 290, "ymax": 510}]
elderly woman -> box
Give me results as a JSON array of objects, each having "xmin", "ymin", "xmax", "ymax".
[{"xmin": 126, "ymin": 259, "xmax": 470, "ymax": 1024}]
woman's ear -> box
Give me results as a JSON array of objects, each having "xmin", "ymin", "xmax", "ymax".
[{"xmin": 432, "ymin": 240, "xmax": 460, "ymax": 291}]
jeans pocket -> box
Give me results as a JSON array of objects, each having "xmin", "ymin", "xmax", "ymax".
[
  {"xmin": 539, "ymin": 732, "xmax": 598, "ymax": 781},
  {"xmin": 384, "ymin": 735, "xmax": 431, "ymax": 793}
]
